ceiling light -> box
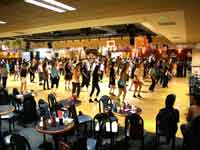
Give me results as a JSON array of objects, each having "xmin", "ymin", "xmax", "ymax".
[
  {"xmin": 0, "ymin": 21, "xmax": 7, "ymax": 24},
  {"xmin": 41, "ymin": 0, "xmax": 76, "ymax": 11},
  {"xmin": 25, "ymin": 0, "xmax": 66, "ymax": 13}
]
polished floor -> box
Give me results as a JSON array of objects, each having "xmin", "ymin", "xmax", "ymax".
[{"xmin": 6, "ymin": 74, "xmax": 189, "ymax": 138}]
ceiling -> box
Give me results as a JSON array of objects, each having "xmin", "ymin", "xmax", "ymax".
[
  {"xmin": 0, "ymin": 0, "xmax": 200, "ymax": 43},
  {"xmin": 6, "ymin": 24, "xmax": 155, "ymax": 41}
]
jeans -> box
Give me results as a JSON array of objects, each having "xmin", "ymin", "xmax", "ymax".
[
  {"xmin": 43, "ymin": 79, "xmax": 49, "ymax": 89},
  {"xmin": 149, "ymin": 76, "xmax": 156, "ymax": 91},
  {"xmin": 72, "ymin": 82, "xmax": 80, "ymax": 97}
]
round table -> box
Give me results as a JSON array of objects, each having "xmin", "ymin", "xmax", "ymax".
[
  {"xmin": 113, "ymin": 106, "xmax": 142, "ymax": 117},
  {"xmin": 0, "ymin": 105, "xmax": 15, "ymax": 116},
  {"xmin": 59, "ymin": 99, "xmax": 81, "ymax": 108},
  {"xmin": 0, "ymin": 105, "xmax": 15, "ymax": 137},
  {"xmin": 36, "ymin": 122, "xmax": 75, "ymax": 135},
  {"xmin": 36, "ymin": 121, "xmax": 75, "ymax": 149}
]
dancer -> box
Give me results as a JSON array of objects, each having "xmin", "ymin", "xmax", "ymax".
[
  {"xmin": 133, "ymin": 63, "xmax": 143, "ymax": 98},
  {"xmin": 64, "ymin": 62, "xmax": 72, "ymax": 90},
  {"xmin": 117, "ymin": 63, "xmax": 129, "ymax": 104},
  {"xmin": 109, "ymin": 62, "xmax": 116, "ymax": 95},
  {"xmin": 89, "ymin": 64, "xmax": 101, "ymax": 103},
  {"xmin": 72, "ymin": 63, "xmax": 81, "ymax": 97}
]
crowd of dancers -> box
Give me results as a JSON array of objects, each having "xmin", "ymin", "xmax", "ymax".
[{"xmin": 0, "ymin": 55, "xmax": 189, "ymax": 105}]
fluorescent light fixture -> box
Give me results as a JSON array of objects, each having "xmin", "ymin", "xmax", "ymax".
[
  {"xmin": 42, "ymin": 0, "xmax": 76, "ymax": 11},
  {"xmin": 0, "ymin": 21, "xmax": 7, "ymax": 24},
  {"xmin": 24, "ymin": 0, "xmax": 66, "ymax": 13}
]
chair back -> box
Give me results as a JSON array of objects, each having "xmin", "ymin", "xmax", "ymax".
[
  {"xmin": 185, "ymin": 116, "xmax": 200, "ymax": 150},
  {"xmin": 68, "ymin": 105, "xmax": 79, "ymax": 126},
  {"xmin": 0, "ymin": 88, "xmax": 9, "ymax": 105},
  {"xmin": 156, "ymin": 108, "xmax": 178, "ymax": 137},
  {"xmin": 93, "ymin": 112, "xmax": 118, "ymax": 148},
  {"xmin": 13, "ymin": 88, "xmax": 20, "ymax": 96},
  {"xmin": 10, "ymin": 134, "xmax": 31, "ymax": 150},
  {"xmin": 99, "ymin": 95, "xmax": 112, "ymax": 113},
  {"xmin": 125, "ymin": 113, "xmax": 144, "ymax": 139},
  {"xmin": 23, "ymin": 94, "xmax": 37, "ymax": 123},
  {"xmin": 38, "ymin": 99, "xmax": 50, "ymax": 119},
  {"xmin": 48, "ymin": 93, "xmax": 57, "ymax": 114}
]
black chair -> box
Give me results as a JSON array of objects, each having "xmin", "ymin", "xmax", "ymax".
[
  {"xmin": 68, "ymin": 105, "xmax": 92, "ymax": 136},
  {"xmin": 38, "ymin": 99, "xmax": 50, "ymax": 119},
  {"xmin": 10, "ymin": 134, "xmax": 31, "ymax": 150},
  {"xmin": 155, "ymin": 112, "xmax": 176, "ymax": 150},
  {"xmin": 0, "ymin": 87, "xmax": 9, "ymax": 105},
  {"xmin": 125, "ymin": 113, "xmax": 144, "ymax": 150},
  {"xmin": 48, "ymin": 93, "xmax": 57, "ymax": 115},
  {"xmin": 21, "ymin": 94, "xmax": 38, "ymax": 124},
  {"xmin": 182, "ymin": 116, "xmax": 200, "ymax": 150},
  {"xmin": 99, "ymin": 95, "xmax": 113, "ymax": 113},
  {"xmin": 91, "ymin": 112, "xmax": 118, "ymax": 149},
  {"xmin": 12, "ymin": 88, "xmax": 22, "ymax": 112},
  {"xmin": 4, "ymin": 133, "xmax": 31, "ymax": 150},
  {"xmin": 38, "ymin": 99, "xmax": 52, "ymax": 149},
  {"xmin": 0, "ymin": 94, "xmax": 16, "ymax": 133}
]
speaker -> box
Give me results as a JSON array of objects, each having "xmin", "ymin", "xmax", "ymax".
[
  {"xmin": 25, "ymin": 42, "xmax": 30, "ymax": 50},
  {"xmin": 36, "ymin": 51, "xmax": 40, "ymax": 60},
  {"xmin": 130, "ymin": 37, "xmax": 135, "ymax": 45},
  {"xmin": 30, "ymin": 51, "xmax": 33, "ymax": 60},
  {"xmin": 55, "ymin": 53, "xmax": 59, "ymax": 58},
  {"xmin": 47, "ymin": 42, "xmax": 52, "ymax": 48}
]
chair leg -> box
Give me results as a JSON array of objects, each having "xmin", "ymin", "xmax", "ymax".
[
  {"xmin": 12, "ymin": 117, "xmax": 15, "ymax": 130},
  {"xmin": 155, "ymin": 134, "xmax": 159, "ymax": 150},
  {"xmin": 8, "ymin": 119, "xmax": 12, "ymax": 133},
  {"xmin": 171, "ymin": 136, "xmax": 175, "ymax": 150},
  {"xmin": 141, "ymin": 137, "xmax": 144, "ymax": 150}
]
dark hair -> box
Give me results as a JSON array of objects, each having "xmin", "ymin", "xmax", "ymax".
[{"xmin": 165, "ymin": 94, "xmax": 176, "ymax": 108}]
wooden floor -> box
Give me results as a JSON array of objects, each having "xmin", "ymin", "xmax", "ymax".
[{"xmin": 6, "ymin": 75, "xmax": 189, "ymax": 138}]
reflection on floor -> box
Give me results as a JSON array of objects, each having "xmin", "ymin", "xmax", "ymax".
[{"xmin": 6, "ymin": 75, "xmax": 189, "ymax": 139}]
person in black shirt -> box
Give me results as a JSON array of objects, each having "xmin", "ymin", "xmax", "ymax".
[
  {"xmin": 156, "ymin": 94, "xmax": 179, "ymax": 144},
  {"xmin": 81, "ymin": 62, "xmax": 90, "ymax": 90},
  {"xmin": 64, "ymin": 62, "xmax": 72, "ymax": 90},
  {"xmin": 89, "ymin": 64, "xmax": 100, "ymax": 103},
  {"xmin": 109, "ymin": 62, "xmax": 116, "ymax": 95},
  {"xmin": 29, "ymin": 63, "xmax": 35, "ymax": 82}
]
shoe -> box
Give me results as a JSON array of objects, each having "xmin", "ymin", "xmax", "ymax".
[
  {"xmin": 89, "ymin": 99, "xmax": 93, "ymax": 103},
  {"xmin": 94, "ymin": 98, "xmax": 99, "ymax": 102},
  {"xmin": 138, "ymin": 94, "xmax": 142, "ymax": 98},
  {"xmin": 133, "ymin": 95, "xmax": 137, "ymax": 98},
  {"xmin": 43, "ymin": 88, "xmax": 46, "ymax": 90}
]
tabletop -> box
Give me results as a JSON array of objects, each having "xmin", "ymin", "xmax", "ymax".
[
  {"xmin": 59, "ymin": 99, "xmax": 81, "ymax": 108},
  {"xmin": 36, "ymin": 121, "xmax": 75, "ymax": 135},
  {"xmin": 113, "ymin": 106, "xmax": 142, "ymax": 117},
  {"xmin": 0, "ymin": 105, "xmax": 15, "ymax": 116}
]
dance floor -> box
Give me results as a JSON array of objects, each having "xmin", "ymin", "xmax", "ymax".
[{"xmin": 6, "ymin": 75, "xmax": 189, "ymax": 138}]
